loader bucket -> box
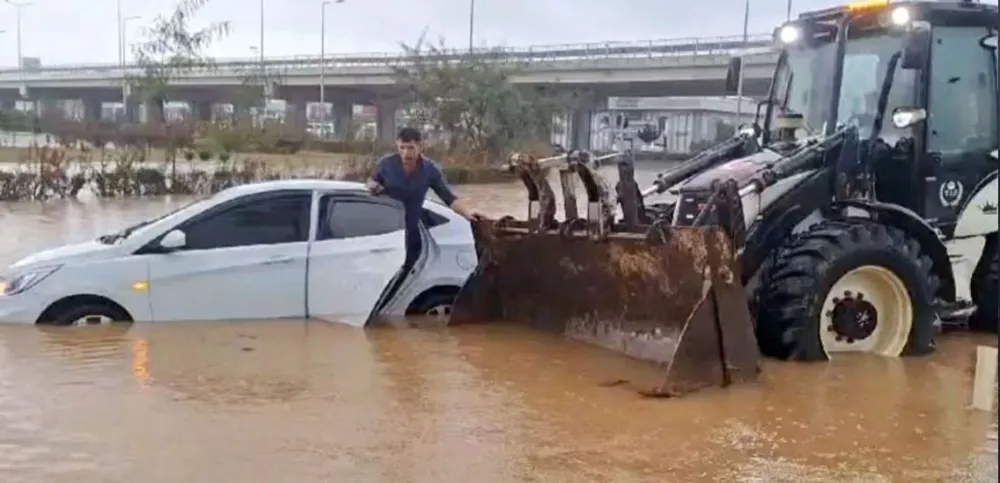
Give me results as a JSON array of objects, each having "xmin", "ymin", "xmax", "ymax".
[{"xmin": 450, "ymin": 219, "xmax": 761, "ymax": 397}]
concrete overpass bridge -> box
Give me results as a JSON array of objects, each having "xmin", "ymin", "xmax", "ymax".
[{"xmin": 0, "ymin": 34, "xmax": 782, "ymax": 143}]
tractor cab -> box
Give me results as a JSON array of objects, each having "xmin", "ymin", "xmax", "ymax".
[{"xmin": 726, "ymin": 0, "xmax": 997, "ymax": 231}]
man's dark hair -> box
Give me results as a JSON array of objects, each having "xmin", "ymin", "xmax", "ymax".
[{"xmin": 397, "ymin": 127, "xmax": 422, "ymax": 143}]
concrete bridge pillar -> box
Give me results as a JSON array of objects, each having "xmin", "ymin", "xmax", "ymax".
[
  {"xmin": 82, "ymin": 98, "xmax": 103, "ymax": 121},
  {"xmin": 333, "ymin": 102, "xmax": 352, "ymax": 138},
  {"xmin": 37, "ymin": 99, "xmax": 62, "ymax": 119},
  {"xmin": 192, "ymin": 100, "xmax": 213, "ymax": 122},
  {"xmin": 570, "ymin": 108, "xmax": 593, "ymax": 151},
  {"xmin": 232, "ymin": 102, "xmax": 252, "ymax": 123},
  {"xmin": 375, "ymin": 100, "xmax": 399, "ymax": 144},
  {"xmin": 125, "ymin": 100, "xmax": 141, "ymax": 123},
  {"xmin": 145, "ymin": 101, "xmax": 165, "ymax": 123},
  {"xmin": 284, "ymin": 101, "xmax": 307, "ymax": 126},
  {"xmin": 568, "ymin": 89, "xmax": 599, "ymax": 151}
]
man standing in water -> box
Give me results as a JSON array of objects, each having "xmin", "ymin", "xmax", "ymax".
[{"xmin": 367, "ymin": 127, "xmax": 483, "ymax": 268}]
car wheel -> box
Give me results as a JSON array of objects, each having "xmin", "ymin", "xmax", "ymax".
[
  {"xmin": 46, "ymin": 304, "xmax": 133, "ymax": 327},
  {"xmin": 407, "ymin": 291, "xmax": 459, "ymax": 320}
]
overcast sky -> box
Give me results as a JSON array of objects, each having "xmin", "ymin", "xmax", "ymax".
[{"xmin": 1, "ymin": 0, "xmax": 997, "ymax": 66}]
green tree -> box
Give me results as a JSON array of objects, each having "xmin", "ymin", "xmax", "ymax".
[
  {"xmin": 393, "ymin": 37, "xmax": 565, "ymax": 163},
  {"xmin": 127, "ymin": 0, "xmax": 230, "ymax": 123}
]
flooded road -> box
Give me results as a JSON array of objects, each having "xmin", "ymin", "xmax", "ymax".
[{"xmin": 0, "ymin": 164, "xmax": 996, "ymax": 482}]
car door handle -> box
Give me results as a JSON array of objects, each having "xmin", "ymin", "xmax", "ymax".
[
  {"xmin": 369, "ymin": 247, "xmax": 393, "ymax": 254},
  {"xmin": 261, "ymin": 256, "xmax": 293, "ymax": 265}
]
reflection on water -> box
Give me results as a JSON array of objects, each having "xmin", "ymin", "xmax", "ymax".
[{"xmin": 0, "ymin": 164, "xmax": 996, "ymax": 482}]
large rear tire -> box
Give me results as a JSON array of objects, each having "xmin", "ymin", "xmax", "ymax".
[
  {"xmin": 969, "ymin": 241, "xmax": 998, "ymax": 333},
  {"xmin": 757, "ymin": 221, "xmax": 940, "ymax": 361}
]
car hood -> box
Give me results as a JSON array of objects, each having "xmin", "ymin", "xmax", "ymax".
[{"xmin": 10, "ymin": 240, "xmax": 121, "ymax": 270}]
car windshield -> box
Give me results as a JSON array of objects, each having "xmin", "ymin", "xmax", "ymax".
[
  {"xmin": 770, "ymin": 31, "xmax": 916, "ymax": 143},
  {"xmin": 97, "ymin": 196, "xmax": 213, "ymax": 244}
]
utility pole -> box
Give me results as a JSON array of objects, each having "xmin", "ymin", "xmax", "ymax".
[
  {"xmin": 319, "ymin": 0, "xmax": 343, "ymax": 106},
  {"xmin": 259, "ymin": 0, "xmax": 266, "ymax": 108},
  {"xmin": 467, "ymin": 0, "xmax": 475, "ymax": 53},
  {"xmin": 320, "ymin": 0, "xmax": 330, "ymax": 106},
  {"xmin": 786, "ymin": 0, "xmax": 793, "ymax": 21},
  {"xmin": 120, "ymin": 15, "xmax": 140, "ymax": 121},
  {"xmin": 6, "ymin": 1, "xmax": 30, "ymax": 96},
  {"xmin": 735, "ymin": 0, "xmax": 749, "ymax": 119}
]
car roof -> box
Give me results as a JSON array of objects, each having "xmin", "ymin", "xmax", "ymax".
[
  {"xmin": 213, "ymin": 180, "xmax": 461, "ymax": 218},
  {"xmin": 215, "ymin": 179, "xmax": 367, "ymax": 200}
]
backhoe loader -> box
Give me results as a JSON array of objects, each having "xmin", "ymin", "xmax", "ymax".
[{"xmin": 450, "ymin": 0, "xmax": 999, "ymax": 397}]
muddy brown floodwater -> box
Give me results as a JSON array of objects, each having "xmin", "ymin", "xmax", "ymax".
[{"xmin": 0, "ymin": 165, "xmax": 996, "ymax": 483}]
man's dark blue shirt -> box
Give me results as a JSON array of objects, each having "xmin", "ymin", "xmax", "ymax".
[{"xmin": 372, "ymin": 153, "xmax": 457, "ymax": 252}]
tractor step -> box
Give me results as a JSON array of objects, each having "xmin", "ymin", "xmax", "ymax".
[{"xmin": 937, "ymin": 300, "xmax": 978, "ymax": 331}]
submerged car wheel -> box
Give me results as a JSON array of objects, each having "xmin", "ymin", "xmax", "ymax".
[
  {"xmin": 41, "ymin": 302, "xmax": 133, "ymax": 327},
  {"xmin": 406, "ymin": 289, "xmax": 459, "ymax": 320},
  {"xmin": 758, "ymin": 220, "xmax": 939, "ymax": 361}
]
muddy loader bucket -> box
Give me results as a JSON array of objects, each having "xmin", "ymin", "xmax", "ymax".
[{"xmin": 450, "ymin": 151, "xmax": 760, "ymax": 397}]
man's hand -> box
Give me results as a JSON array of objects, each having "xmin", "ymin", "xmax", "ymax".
[
  {"xmin": 462, "ymin": 209, "xmax": 485, "ymax": 222},
  {"xmin": 451, "ymin": 199, "xmax": 484, "ymax": 221},
  {"xmin": 366, "ymin": 179, "xmax": 384, "ymax": 195}
]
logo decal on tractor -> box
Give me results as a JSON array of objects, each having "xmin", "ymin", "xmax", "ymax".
[
  {"xmin": 980, "ymin": 201, "xmax": 998, "ymax": 215},
  {"xmin": 939, "ymin": 180, "xmax": 964, "ymax": 207}
]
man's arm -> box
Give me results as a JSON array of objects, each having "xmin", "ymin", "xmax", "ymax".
[
  {"xmin": 429, "ymin": 164, "xmax": 480, "ymax": 220},
  {"xmin": 367, "ymin": 157, "xmax": 389, "ymax": 194}
]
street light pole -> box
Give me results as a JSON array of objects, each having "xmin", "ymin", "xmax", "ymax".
[
  {"xmin": 320, "ymin": 0, "xmax": 330, "ymax": 106},
  {"xmin": 117, "ymin": 0, "xmax": 122, "ymax": 71},
  {"xmin": 5, "ymin": 1, "xmax": 31, "ymax": 93},
  {"xmin": 786, "ymin": 0, "xmax": 793, "ymax": 20},
  {"xmin": 467, "ymin": 0, "xmax": 475, "ymax": 53},
  {"xmin": 120, "ymin": 15, "xmax": 139, "ymax": 120},
  {"xmin": 259, "ymin": 0, "xmax": 265, "ymax": 105},
  {"xmin": 735, "ymin": 0, "xmax": 749, "ymax": 120}
]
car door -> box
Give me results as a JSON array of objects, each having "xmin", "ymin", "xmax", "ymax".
[
  {"xmin": 306, "ymin": 194, "xmax": 407, "ymax": 327},
  {"xmin": 144, "ymin": 190, "xmax": 312, "ymax": 322}
]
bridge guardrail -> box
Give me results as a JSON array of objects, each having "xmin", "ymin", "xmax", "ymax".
[{"xmin": 0, "ymin": 33, "xmax": 775, "ymax": 82}]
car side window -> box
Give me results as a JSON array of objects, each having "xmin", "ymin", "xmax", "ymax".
[
  {"xmin": 182, "ymin": 193, "xmax": 311, "ymax": 250},
  {"xmin": 317, "ymin": 199, "xmax": 404, "ymax": 240}
]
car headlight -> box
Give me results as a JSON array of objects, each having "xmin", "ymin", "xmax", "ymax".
[{"xmin": 0, "ymin": 265, "xmax": 61, "ymax": 296}]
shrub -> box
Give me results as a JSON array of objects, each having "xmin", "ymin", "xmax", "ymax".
[
  {"xmin": 183, "ymin": 150, "xmax": 195, "ymax": 161},
  {"xmin": 198, "ymin": 149, "xmax": 213, "ymax": 161}
]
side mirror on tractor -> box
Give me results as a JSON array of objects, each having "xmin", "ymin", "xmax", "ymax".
[
  {"xmin": 725, "ymin": 57, "xmax": 743, "ymax": 94},
  {"xmin": 901, "ymin": 21, "xmax": 931, "ymax": 69}
]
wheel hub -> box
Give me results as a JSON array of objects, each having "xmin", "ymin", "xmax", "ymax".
[{"xmin": 827, "ymin": 291, "xmax": 878, "ymax": 343}]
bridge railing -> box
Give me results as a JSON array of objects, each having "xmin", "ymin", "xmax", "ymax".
[{"xmin": 0, "ymin": 33, "xmax": 774, "ymax": 81}]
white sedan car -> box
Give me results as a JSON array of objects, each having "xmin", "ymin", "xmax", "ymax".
[{"xmin": 0, "ymin": 180, "xmax": 479, "ymax": 327}]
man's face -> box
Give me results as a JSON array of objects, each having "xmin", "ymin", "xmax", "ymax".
[{"xmin": 397, "ymin": 140, "xmax": 422, "ymax": 163}]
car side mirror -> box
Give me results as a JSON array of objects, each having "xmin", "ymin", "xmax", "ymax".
[
  {"xmin": 901, "ymin": 21, "xmax": 931, "ymax": 70},
  {"xmin": 159, "ymin": 229, "xmax": 187, "ymax": 251},
  {"xmin": 725, "ymin": 57, "xmax": 742, "ymax": 94},
  {"xmin": 890, "ymin": 107, "xmax": 927, "ymax": 129}
]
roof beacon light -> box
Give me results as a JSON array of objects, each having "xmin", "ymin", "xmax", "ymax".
[{"xmin": 848, "ymin": 0, "xmax": 889, "ymax": 12}]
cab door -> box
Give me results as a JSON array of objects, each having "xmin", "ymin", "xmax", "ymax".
[{"xmin": 921, "ymin": 27, "xmax": 998, "ymax": 237}]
